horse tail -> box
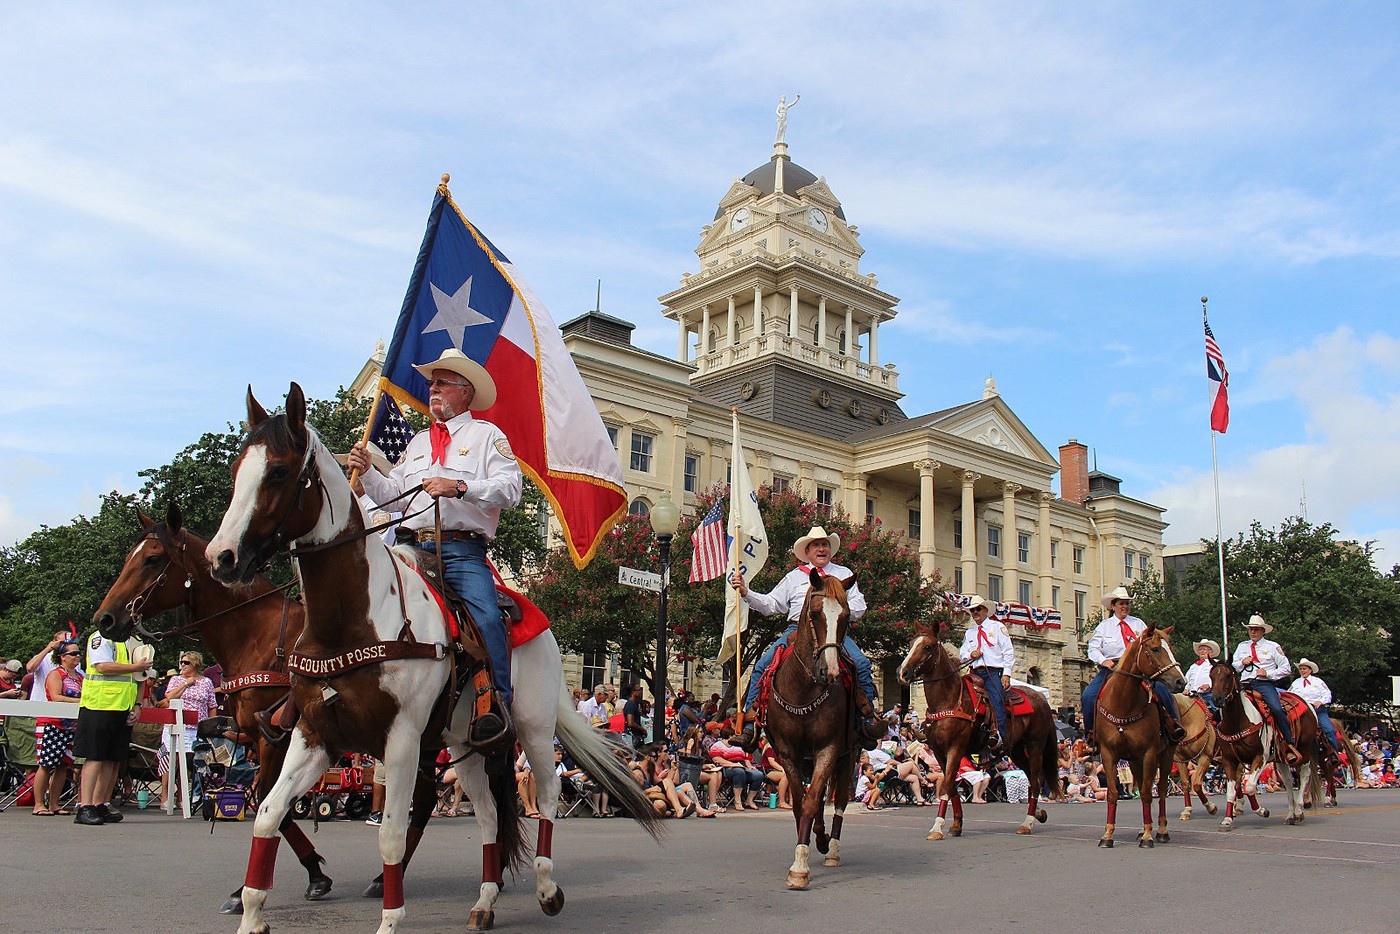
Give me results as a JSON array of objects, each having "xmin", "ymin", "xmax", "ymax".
[
  {"xmin": 1305, "ymin": 751, "xmax": 1325, "ymax": 806},
  {"xmin": 489, "ymin": 761, "xmax": 529, "ymax": 877},
  {"xmin": 553, "ymin": 690, "xmax": 665, "ymax": 841}
]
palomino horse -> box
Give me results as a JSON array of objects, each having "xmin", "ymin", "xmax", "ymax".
[
  {"xmin": 1093, "ymin": 624, "xmax": 1186, "ymax": 848},
  {"xmin": 1208, "ymin": 661, "xmax": 1321, "ymax": 831},
  {"xmin": 94, "ymin": 503, "xmax": 347, "ymax": 913},
  {"xmin": 207, "ymin": 384, "xmax": 660, "ymax": 934},
  {"xmin": 897, "ymin": 621, "xmax": 1061, "ymax": 841},
  {"xmin": 1171, "ymin": 694, "xmax": 1219, "ymax": 821},
  {"xmin": 763, "ymin": 568, "xmax": 858, "ymax": 890}
]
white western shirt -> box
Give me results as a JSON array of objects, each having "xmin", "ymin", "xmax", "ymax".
[
  {"xmin": 740, "ymin": 562, "xmax": 867, "ymax": 622},
  {"xmin": 1288, "ymin": 675, "xmax": 1332, "ymax": 707},
  {"xmin": 1232, "ymin": 638, "xmax": 1290, "ymax": 682},
  {"xmin": 959, "ymin": 620, "xmax": 1016, "ymax": 670},
  {"xmin": 1185, "ymin": 659, "xmax": 1213, "ymax": 694},
  {"xmin": 1086, "ymin": 614, "xmax": 1148, "ymax": 667},
  {"xmin": 359, "ymin": 411, "xmax": 522, "ymax": 539}
]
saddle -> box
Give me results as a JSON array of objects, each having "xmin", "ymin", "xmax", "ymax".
[
  {"xmin": 1244, "ymin": 689, "xmax": 1309, "ymax": 733},
  {"xmin": 962, "ymin": 676, "xmax": 1035, "ymax": 719}
]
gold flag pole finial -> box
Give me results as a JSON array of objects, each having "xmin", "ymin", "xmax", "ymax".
[{"xmin": 438, "ymin": 172, "xmax": 452, "ymax": 196}]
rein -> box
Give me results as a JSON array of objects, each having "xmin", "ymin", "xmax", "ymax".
[{"xmin": 915, "ymin": 640, "xmax": 978, "ymax": 725}]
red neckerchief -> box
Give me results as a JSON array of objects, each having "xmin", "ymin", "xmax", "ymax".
[
  {"xmin": 1117, "ymin": 618, "xmax": 1137, "ymax": 648},
  {"xmin": 429, "ymin": 422, "xmax": 451, "ymax": 464},
  {"xmin": 976, "ymin": 624, "xmax": 994, "ymax": 649},
  {"xmin": 797, "ymin": 564, "xmax": 826, "ymax": 576}
]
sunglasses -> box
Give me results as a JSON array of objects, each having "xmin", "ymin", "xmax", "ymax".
[
  {"xmin": 181, "ymin": 660, "xmax": 198, "ymax": 666},
  {"xmin": 61, "ymin": 651, "xmax": 81, "ymax": 657},
  {"xmin": 426, "ymin": 379, "xmax": 470, "ymax": 390}
]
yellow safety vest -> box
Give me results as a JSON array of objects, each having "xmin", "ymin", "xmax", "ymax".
[{"xmin": 80, "ymin": 632, "xmax": 137, "ymax": 711}]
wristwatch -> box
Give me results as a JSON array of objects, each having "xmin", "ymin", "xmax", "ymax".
[{"xmin": 455, "ymin": 480, "xmax": 467, "ymax": 499}]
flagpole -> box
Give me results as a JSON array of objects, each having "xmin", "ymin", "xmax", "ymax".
[
  {"xmin": 729, "ymin": 408, "xmax": 749, "ymax": 731},
  {"xmin": 1203, "ymin": 296, "xmax": 1229, "ymax": 648},
  {"xmin": 348, "ymin": 378, "xmax": 387, "ymax": 489}
]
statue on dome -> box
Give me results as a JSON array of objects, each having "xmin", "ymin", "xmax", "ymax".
[{"xmin": 775, "ymin": 94, "xmax": 800, "ymax": 144}]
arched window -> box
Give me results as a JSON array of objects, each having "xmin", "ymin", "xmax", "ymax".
[
  {"xmin": 838, "ymin": 328, "xmax": 847, "ymax": 354},
  {"xmin": 629, "ymin": 498, "xmax": 651, "ymax": 517},
  {"xmin": 707, "ymin": 329, "xmax": 717, "ymax": 352},
  {"xmin": 1027, "ymin": 666, "xmax": 1043, "ymax": 686}
]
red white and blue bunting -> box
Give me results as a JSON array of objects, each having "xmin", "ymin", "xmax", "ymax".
[{"xmin": 942, "ymin": 591, "xmax": 1062, "ymax": 631}]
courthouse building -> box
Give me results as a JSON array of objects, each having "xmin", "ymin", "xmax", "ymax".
[{"xmin": 357, "ymin": 134, "xmax": 1169, "ymax": 710}]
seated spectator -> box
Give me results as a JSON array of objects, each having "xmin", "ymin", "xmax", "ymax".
[
  {"xmin": 709, "ymin": 727, "xmax": 764, "ymax": 810},
  {"xmin": 680, "ymin": 727, "xmax": 725, "ymax": 813},
  {"xmin": 996, "ymin": 757, "xmax": 1030, "ymax": 803},
  {"xmin": 957, "ymin": 755, "xmax": 991, "ymax": 804},
  {"xmin": 515, "ymin": 746, "xmax": 540, "ymax": 818},
  {"xmin": 434, "ymin": 748, "xmax": 468, "ymax": 817},
  {"xmin": 856, "ymin": 759, "xmax": 885, "ymax": 810},
  {"xmin": 758, "ymin": 737, "xmax": 790, "ymax": 809},
  {"xmin": 640, "ymin": 744, "xmax": 716, "ymax": 818},
  {"xmin": 869, "ymin": 744, "xmax": 929, "ymax": 805}
]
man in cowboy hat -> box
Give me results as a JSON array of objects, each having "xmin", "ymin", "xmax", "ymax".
[
  {"xmin": 730, "ymin": 525, "xmax": 884, "ymax": 745},
  {"xmin": 1184, "ymin": 638, "xmax": 1221, "ymax": 718},
  {"xmin": 349, "ymin": 348, "xmax": 522, "ymax": 743},
  {"xmin": 1232, "ymin": 614, "xmax": 1301, "ymax": 765},
  {"xmin": 1080, "ymin": 586, "xmax": 1186, "ymax": 750},
  {"xmin": 957, "ymin": 595, "xmax": 1014, "ymax": 751},
  {"xmin": 1288, "ymin": 658, "xmax": 1339, "ymax": 755}
]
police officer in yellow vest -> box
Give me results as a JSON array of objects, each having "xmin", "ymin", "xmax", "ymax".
[{"xmin": 72, "ymin": 630, "xmax": 153, "ymax": 825}]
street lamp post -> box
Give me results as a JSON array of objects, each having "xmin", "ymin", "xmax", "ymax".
[{"xmin": 649, "ymin": 490, "xmax": 681, "ymax": 745}]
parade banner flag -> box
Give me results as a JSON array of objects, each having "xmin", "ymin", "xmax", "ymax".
[
  {"xmin": 719, "ymin": 410, "xmax": 769, "ymax": 664},
  {"xmin": 689, "ymin": 500, "xmax": 728, "ymax": 583},
  {"xmin": 376, "ymin": 175, "xmax": 626, "ymax": 568},
  {"xmin": 1205, "ymin": 309, "xmax": 1230, "ymax": 434}
]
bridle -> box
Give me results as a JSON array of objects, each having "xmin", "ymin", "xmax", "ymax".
[{"xmin": 1108, "ymin": 633, "xmax": 1181, "ymax": 685}]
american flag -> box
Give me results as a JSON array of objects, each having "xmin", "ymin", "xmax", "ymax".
[
  {"xmin": 689, "ymin": 501, "xmax": 728, "ymax": 583},
  {"xmin": 368, "ymin": 393, "xmax": 414, "ymax": 466},
  {"xmin": 1204, "ymin": 310, "xmax": 1230, "ymax": 434}
]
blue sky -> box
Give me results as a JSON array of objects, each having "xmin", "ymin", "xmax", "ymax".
[{"xmin": 4, "ymin": 2, "xmax": 1400, "ymax": 566}]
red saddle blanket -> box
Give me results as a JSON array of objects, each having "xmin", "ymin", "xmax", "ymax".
[
  {"xmin": 964, "ymin": 676, "xmax": 1036, "ymax": 717},
  {"xmin": 407, "ymin": 564, "xmax": 550, "ymax": 649},
  {"xmin": 1245, "ymin": 690, "xmax": 1309, "ymax": 731}
]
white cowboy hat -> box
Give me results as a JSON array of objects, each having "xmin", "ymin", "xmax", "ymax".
[
  {"xmin": 1100, "ymin": 585, "xmax": 1132, "ymax": 609},
  {"xmin": 792, "ymin": 526, "xmax": 841, "ymax": 562},
  {"xmin": 963, "ymin": 594, "xmax": 993, "ymax": 614},
  {"xmin": 412, "ymin": 348, "xmax": 497, "ymax": 411},
  {"xmin": 334, "ymin": 442, "xmax": 394, "ymax": 476},
  {"xmin": 1193, "ymin": 638, "xmax": 1222, "ymax": 657},
  {"xmin": 1297, "ymin": 658, "xmax": 1319, "ymax": 674},
  {"xmin": 1245, "ymin": 614, "xmax": 1273, "ymax": 634}
]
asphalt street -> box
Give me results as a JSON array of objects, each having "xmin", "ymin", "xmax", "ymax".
[{"xmin": 3, "ymin": 788, "xmax": 1397, "ymax": 933}]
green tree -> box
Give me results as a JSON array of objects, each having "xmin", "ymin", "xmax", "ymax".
[{"xmin": 1132, "ymin": 516, "xmax": 1399, "ymax": 705}]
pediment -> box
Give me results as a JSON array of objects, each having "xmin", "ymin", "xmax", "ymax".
[{"xmin": 937, "ymin": 398, "xmax": 1057, "ymax": 467}]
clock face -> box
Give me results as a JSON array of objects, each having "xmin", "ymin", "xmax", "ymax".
[
  {"xmin": 807, "ymin": 207, "xmax": 828, "ymax": 233},
  {"xmin": 731, "ymin": 208, "xmax": 751, "ymax": 233}
]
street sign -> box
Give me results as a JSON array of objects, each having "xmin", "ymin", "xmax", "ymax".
[{"xmin": 619, "ymin": 566, "xmax": 662, "ymax": 593}]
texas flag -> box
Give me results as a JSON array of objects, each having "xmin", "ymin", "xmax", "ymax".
[
  {"xmin": 376, "ymin": 176, "xmax": 626, "ymax": 568},
  {"xmin": 1204, "ymin": 309, "xmax": 1230, "ymax": 434}
]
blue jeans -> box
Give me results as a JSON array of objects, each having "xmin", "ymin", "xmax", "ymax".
[
  {"xmin": 1244, "ymin": 680, "xmax": 1294, "ymax": 746},
  {"xmin": 723, "ymin": 766, "xmax": 764, "ymax": 792},
  {"xmin": 1081, "ymin": 667, "xmax": 1178, "ymax": 736},
  {"xmin": 974, "ymin": 667, "xmax": 1010, "ymax": 738},
  {"xmin": 1314, "ymin": 705, "xmax": 1339, "ymax": 751},
  {"xmin": 744, "ymin": 624, "xmax": 875, "ymax": 708},
  {"xmin": 423, "ymin": 539, "xmax": 510, "ymax": 705}
]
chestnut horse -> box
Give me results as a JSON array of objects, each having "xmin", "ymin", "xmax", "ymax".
[
  {"xmin": 1208, "ymin": 661, "xmax": 1321, "ymax": 830},
  {"xmin": 1171, "ymin": 694, "xmax": 1219, "ymax": 820},
  {"xmin": 1092, "ymin": 624, "xmax": 1186, "ymax": 848},
  {"xmin": 207, "ymin": 384, "xmax": 660, "ymax": 934},
  {"xmin": 764, "ymin": 568, "xmax": 858, "ymax": 890},
  {"xmin": 897, "ymin": 621, "xmax": 1060, "ymax": 841}
]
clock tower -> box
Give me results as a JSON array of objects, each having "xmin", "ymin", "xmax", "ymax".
[{"xmin": 661, "ymin": 119, "xmax": 905, "ymax": 439}]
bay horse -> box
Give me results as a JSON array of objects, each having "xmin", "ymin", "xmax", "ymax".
[
  {"xmin": 1208, "ymin": 661, "xmax": 1321, "ymax": 830},
  {"xmin": 207, "ymin": 384, "xmax": 660, "ymax": 933},
  {"xmin": 763, "ymin": 568, "xmax": 858, "ymax": 890},
  {"xmin": 1092, "ymin": 624, "xmax": 1186, "ymax": 848},
  {"xmin": 897, "ymin": 621, "xmax": 1061, "ymax": 841},
  {"xmin": 1170, "ymin": 694, "xmax": 1219, "ymax": 820}
]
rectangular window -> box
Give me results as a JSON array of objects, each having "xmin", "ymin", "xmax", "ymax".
[
  {"xmin": 866, "ymin": 498, "xmax": 876, "ymax": 524},
  {"xmin": 1073, "ymin": 546, "xmax": 1085, "ymax": 575},
  {"xmin": 988, "ymin": 574, "xmax": 1002, "ymax": 602},
  {"xmin": 954, "ymin": 567, "xmax": 963, "ymax": 592},
  {"xmin": 606, "ymin": 425, "xmax": 619, "ymax": 450},
  {"xmin": 816, "ymin": 486, "xmax": 834, "ymax": 514},
  {"xmin": 1124, "ymin": 550, "xmax": 1134, "ymax": 580},
  {"xmin": 683, "ymin": 455, "xmax": 699, "ymax": 493},
  {"xmin": 907, "ymin": 508, "xmax": 921, "ymax": 540},
  {"xmin": 581, "ymin": 651, "xmax": 607, "ymax": 691},
  {"xmin": 1017, "ymin": 532, "xmax": 1030, "ymax": 564},
  {"xmin": 953, "ymin": 518, "xmax": 963, "ymax": 549},
  {"xmin": 629, "ymin": 431, "xmax": 654, "ymax": 472},
  {"xmin": 772, "ymin": 475, "xmax": 790, "ymax": 493},
  {"xmin": 1139, "ymin": 553, "xmax": 1149, "ymax": 577},
  {"xmin": 987, "ymin": 525, "xmax": 1001, "ymax": 558},
  {"xmin": 1052, "ymin": 586, "xmax": 1061, "ymax": 610},
  {"xmin": 1019, "ymin": 580, "xmax": 1033, "ymax": 606},
  {"xmin": 1074, "ymin": 591, "xmax": 1087, "ymax": 629},
  {"xmin": 1050, "ymin": 539, "xmax": 1059, "ymax": 569}
]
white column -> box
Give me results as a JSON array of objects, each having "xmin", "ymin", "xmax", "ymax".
[
  {"xmin": 844, "ymin": 305, "xmax": 854, "ymax": 355},
  {"xmin": 961, "ymin": 471, "xmax": 979, "ymax": 590},
  {"xmin": 817, "ymin": 296, "xmax": 827, "ymax": 349},
  {"xmin": 1037, "ymin": 491, "xmax": 1053, "ymax": 606},
  {"xmin": 869, "ymin": 318, "xmax": 879, "ymax": 365},
  {"xmin": 700, "ymin": 304, "xmax": 711, "ymax": 355},
  {"xmin": 916, "ymin": 459, "xmax": 939, "ymax": 578},
  {"xmin": 788, "ymin": 286, "xmax": 798, "ymax": 338},
  {"xmin": 727, "ymin": 296, "xmax": 737, "ymax": 346},
  {"xmin": 754, "ymin": 285, "xmax": 764, "ymax": 335},
  {"xmin": 677, "ymin": 316, "xmax": 688, "ymax": 361},
  {"xmin": 1002, "ymin": 482, "xmax": 1020, "ymax": 599}
]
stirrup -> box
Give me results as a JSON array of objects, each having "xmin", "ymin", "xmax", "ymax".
[{"xmin": 254, "ymin": 708, "xmax": 290, "ymax": 746}]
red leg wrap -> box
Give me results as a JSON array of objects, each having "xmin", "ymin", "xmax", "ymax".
[
  {"xmin": 1026, "ymin": 796, "xmax": 1037, "ymax": 816},
  {"xmin": 482, "ymin": 842, "xmax": 503, "ymax": 885},
  {"xmin": 536, "ymin": 819, "xmax": 554, "ymax": 859},
  {"xmin": 403, "ymin": 825, "xmax": 425, "ymax": 867},
  {"xmin": 382, "ymin": 862, "xmax": 404, "ymax": 910},
  {"xmin": 246, "ymin": 836, "xmax": 280, "ymax": 891},
  {"xmin": 282, "ymin": 820, "xmax": 316, "ymax": 859},
  {"xmin": 937, "ymin": 798, "xmax": 949, "ymax": 818}
]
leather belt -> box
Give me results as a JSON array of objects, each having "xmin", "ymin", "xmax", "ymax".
[{"xmin": 415, "ymin": 528, "xmax": 487, "ymax": 544}]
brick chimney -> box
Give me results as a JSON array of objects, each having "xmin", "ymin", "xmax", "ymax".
[{"xmin": 1059, "ymin": 439, "xmax": 1089, "ymax": 505}]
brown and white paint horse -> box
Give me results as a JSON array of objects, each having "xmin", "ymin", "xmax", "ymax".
[
  {"xmin": 897, "ymin": 621, "xmax": 1061, "ymax": 841},
  {"xmin": 208, "ymin": 384, "xmax": 660, "ymax": 933}
]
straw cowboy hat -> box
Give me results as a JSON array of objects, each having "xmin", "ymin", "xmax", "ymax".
[
  {"xmin": 1297, "ymin": 658, "xmax": 1319, "ymax": 674},
  {"xmin": 413, "ymin": 348, "xmax": 497, "ymax": 411},
  {"xmin": 1100, "ymin": 585, "xmax": 1133, "ymax": 609},
  {"xmin": 792, "ymin": 526, "xmax": 841, "ymax": 563},
  {"xmin": 1245, "ymin": 614, "xmax": 1274, "ymax": 634},
  {"xmin": 963, "ymin": 594, "xmax": 993, "ymax": 615},
  {"xmin": 1193, "ymin": 638, "xmax": 1221, "ymax": 657},
  {"xmin": 334, "ymin": 442, "xmax": 394, "ymax": 476}
]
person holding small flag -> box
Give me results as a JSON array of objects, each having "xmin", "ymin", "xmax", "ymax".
[
  {"xmin": 1080, "ymin": 586, "xmax": 1186, "ymax": 750},
  {"xmin": 729, "ymin": 525, "xmax": 884, "ymax": 746},
  {"xmin": 349, "ymin": 348, "xmax": 522, "ymax": 744}
]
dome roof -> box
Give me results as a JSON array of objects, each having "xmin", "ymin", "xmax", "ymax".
[{"xmin": 714, "ymin": 154, "xmax": 846, "ymax": 220}]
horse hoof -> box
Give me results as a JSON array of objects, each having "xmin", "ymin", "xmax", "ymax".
[
  {"xmin": 951, "ymin": 826, "xmax": 963, "ymax": 838},
  {"xmin": 1258, "ymin": 808, "xmax": 1270, "ymax": 819},
  {"xmin": 219, "ymin": 896, "xmax": 244, "ymax": 915},
  {"xmin": 927, "ymin": 831, "xmax": 944, "ymax": 841},
  {"xmin": 823, "ymin": 856, "xmax": 841, "ymax": 868},
  {"xmin": 815, "ymin": 835, "xmax": 830, "ymax": 856},
  {"xmin": 363, "ymin": 881, "xmax": 384, "ymax": 899},
  {"xmin": 1138, "ymin": 837, "xmax": 1154, "ymax": 849},
  {"xmin": 1206, "ymin": 802, "xmax": 1218, "ymax": 815},
  {"xmin": 304, "ymin": 877, "xmax": 332, "ymax": 901},
  {"xmin": 1179, "ymin": 812, "xmax": 1191, "ymax": 821},
  {"xmin": 467, "ymin": 908, "xmax": 495, "ymax": 930},
  {"xmin": 1016, "ymin": 826, "xmax": 1033, "ymax": 835},
  {"xmin": 786, "ymin": 871, "xmax": 810, "ymax": 890},
  {"xmin": 1304, "ymin": 800, "xmax": 1313, "ymax": 810},
  {"xmin": 1154, "ymin": 832, "xmax": 1170, "ymax": 843},
  {"xmin": 1097, "ymin": 838, "xmax": 1114, "ymax": 848},
  {"xmin": 540, "ymin": 886, "xmax": 565, "ymax": 916},
  {"xmin": 1035, "ymin": 808, "xmax": 1047, "ymax": 823},
  {"xmin": 1219, "ymin": 823, "xmax": 1233, "ymax": 833}
]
